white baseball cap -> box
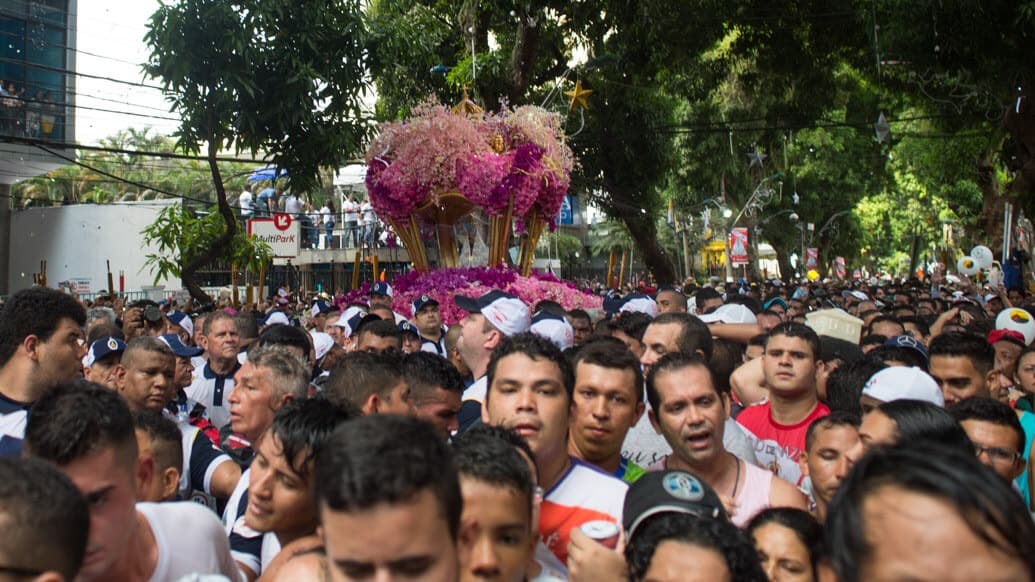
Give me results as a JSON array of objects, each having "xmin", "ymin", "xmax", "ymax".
[
  {"xmin": 166, "ymin": 311, "xmax": 194, "ymax": 337},
  {"xmin": 455, "ymin": 290, "xmax": 530, "ymax": 337},
  {"xmin": 332, "ymin": 306, "xmax": 367, "ymax": 337},
  {"xmin": 698, "ymin": 303, "xmax": 757, "ymax": 325},
  {"xmin": 619, "ymin": 294, "xmax": 658, "ymax": 317},
  {"xmin": 311, "ymin": 331, "xmax": 334, "ymax": 360},
  {"xmin": 530, "ymin": 311, "xmax": 575, "ymax": 350},
  {"xmin": 263, "ymin": 311, "xmax": 290, "ymax": 326},
  {"xmin": 862, "ymin": 366, "xmax": 944, "ymax": 407}
]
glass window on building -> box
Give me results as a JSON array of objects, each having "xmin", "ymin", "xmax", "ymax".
[{"xmin": 0, "ymin": 0, "xmax": 69, "ymax": 141}]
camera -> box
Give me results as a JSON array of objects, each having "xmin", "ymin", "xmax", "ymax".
[{"xmin": 142, "ymin": 305, "xmax": 162, "ymax": 324}]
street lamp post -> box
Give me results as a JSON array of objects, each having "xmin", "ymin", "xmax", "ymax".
[
  {"xmin": 806, "ymin": 210, "xmax": 852, "ymax": 273},
  {"xmin": 728, "ymin": 173, "xmax": 783, "ymax": 281}
]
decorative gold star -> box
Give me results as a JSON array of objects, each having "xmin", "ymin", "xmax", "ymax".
[{"xmin": 564, "ymin": 80, "xmax": 593, "ymax": 112}]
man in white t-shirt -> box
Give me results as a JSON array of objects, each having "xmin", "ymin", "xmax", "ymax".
[
  {"xmin": 24, "ymin": 382, "xmax": 241, "ymax": 582},
  {"xmin": 283, "ymin": 191, "xmax": 303, "ymax": 216},
  {"xmin": 360, "ymin": 197, "xmax": 377, "ymax": 248},
  {"xmin": 482, "ymin": 333, "xmax": 626, "ymax": 576},
  {"xmin": 239, "ymin": 184, "xmax": 254, "ymax": 219},
  {"xmin": 342, "ymin": 194, "xmax": 360, "ymax": 248}
]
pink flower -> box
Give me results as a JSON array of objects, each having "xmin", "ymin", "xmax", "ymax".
[
  {"xmin": 339, "ymin": 267, "xmax": 600, "ymax": 325},
  {"xmin": 365, "ymin": 98, "xmax": 574, "ymax": 229}
]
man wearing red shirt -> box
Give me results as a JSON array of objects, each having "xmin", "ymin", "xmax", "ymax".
[{"xmin": 737, "ymin": 322, "xmax": 829, "ymax": 487}]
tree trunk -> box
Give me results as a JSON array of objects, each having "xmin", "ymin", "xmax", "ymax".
[
  {"xmin": 976, "ymin": 144, "xmax": 1006, "ymax": 252},
  {"xmin": 745, "ymin": 215, "xmax": 760, "ymax": 281},
  {"xmin": 180, "ymin": 140, "xmax": 237, "ymax": 307},
  {"xmin": 507, "ymin": 7, "xmax": 540, "ymax": 105},
  {"xmin": 774, "ymin": 246, "xmax": 794, "ymax": 281},
  {"xmin": 1004, "ymin": 98, "xmax": 1035, "ymax": 200},
  {"xmin": 622, "ymin": 213, "xmax": 676, "ymax": 285}
]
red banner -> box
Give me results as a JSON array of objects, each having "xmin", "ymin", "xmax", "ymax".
[
  {"xmin": 834, "ymin": 256, "xmax": 846, "ymax": 279},
  {"xmin": 805, "ymin": 247, "xmax": 819, "ymax": 270},
  {"xmin": 729, "ymin": 228, "xmax": 749, "ymax": 266}
]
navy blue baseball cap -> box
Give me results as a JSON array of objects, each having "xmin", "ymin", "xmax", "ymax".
[
  {"xmin": 158, "ymin": 334, "xmax": 204, "ymax": 358},
  {"xmin": 84, "ymin": 337, "xmax": 126, "ymax": 366},
  {"xmin": 883, "ymin": 335, "xmax": 928, "ymax": 364},
  {"xmin": 310, "ymin": 300, "xmax": 331, "ymax": 317},
  {"xmin": 370, "ymin": 282, "xmax": 393, "ymax": 297},
  {"xmin": 411, "ymin": 294, "xmax": 440, "ymax": 314},
  {"xmin": 399, "ymin": 321, "xmax": 420, "ymax": 336}
]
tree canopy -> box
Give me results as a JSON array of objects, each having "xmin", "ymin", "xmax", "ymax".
[
  {"xmin": 361, "ymin": 0, "xmax": 1033, "ymax": 281},
  {"xmin": 143, "ymin": 0, "xmax": 370, "ymax": 302}
]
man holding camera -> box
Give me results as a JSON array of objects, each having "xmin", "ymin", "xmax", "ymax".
[{"xmin": 123, "ymin": 299, "xmax": 167, "ymax": 341}]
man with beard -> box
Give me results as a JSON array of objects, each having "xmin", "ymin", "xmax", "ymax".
[
  {"xmin": 0, "ymin": 288, "xmax": 86, "ymax": 456},
  {"xmin": 647, "ymin": 352, "xmax": 806, "ymax": 527}
]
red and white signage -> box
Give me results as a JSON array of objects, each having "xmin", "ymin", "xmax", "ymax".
[
  {"xmin": 729, "ymin": 228, "xmax": 749, "ymax": 266},
  {"xmin": 247, "ymin": 214, "xmax": 300, "ymax": 258},
  {"xmin": 805, "ymin": 247, "xmax": 819, "ymax": 270},
  {"xmin": 834, "ymin": 256, "xmax": 846, "ymax": 279}
]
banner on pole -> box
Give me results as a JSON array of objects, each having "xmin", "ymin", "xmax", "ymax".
[
  {"xmin": 834, "ymin": 256, "xmax": 846, "ymax": 279},
  {"xmin": 805, "ymin": 247, "xmax": 819, "ymax": 270},
  {"xmin": 729, "ymin": 228, "xmax": 749, "ymax": 266}
]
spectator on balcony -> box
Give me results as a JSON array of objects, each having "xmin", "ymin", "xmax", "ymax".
[
  {"xmin": 255, "ymin": 185, "xmax": 276, "ymax": 217},
  {"xmin": 25, "ymin": 91, "xmax": 42, "ymax": 138},
  {"xmin": 39, "ymin": 91, "xmax": 58, "ymax": 139},
  {"xmin": 361, "ymin": 196, "xmax": 378, "ymax": 249},
  {"xmin": 238, "ymin": 184, "xmax": 254, "ymax": 220},
  {"xmin": 2, "ymin": 81, "xmax": 25, "ymax": 135},
  {"xmin": 343, "ymin": 193, "xmax": 360, "ymax": 248},
  {"xmin": 320, "ymin": 198, "xmax": 336, "ymax": 249}
]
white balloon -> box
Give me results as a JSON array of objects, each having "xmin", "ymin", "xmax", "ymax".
[
  {"xmin": 997, "ymin": 308, "xmax": 1035, "ymax": 346},
  {"xmin": 957, "ymin": 256, "xmax": 980, "ymax": 276},
  {"xmin": 970, "ymin": 245, "xmax": 994, "ymax": 269}
]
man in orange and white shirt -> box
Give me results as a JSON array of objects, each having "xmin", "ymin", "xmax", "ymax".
[{"xmin": 482, "ymin": 333, "xmax": 625, "ymax": 577}]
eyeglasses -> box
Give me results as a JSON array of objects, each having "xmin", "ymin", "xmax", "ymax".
[{"xmin": 974, "ymin": 445, "xmax": 1021, "ymax": 465}]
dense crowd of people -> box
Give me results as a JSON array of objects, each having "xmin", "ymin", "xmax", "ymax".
[{"xmin": 1, "ymin": 274, "xmax": 1035, "ymax": 581}]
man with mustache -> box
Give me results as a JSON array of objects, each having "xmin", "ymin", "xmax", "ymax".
[{"xmin": 648, "ymin": 352, "xmax": 807, "ymax": 527}]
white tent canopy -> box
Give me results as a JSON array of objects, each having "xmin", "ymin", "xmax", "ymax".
[{"xmin": 333, "ymin": 164, "xmax": 367, "ymax": 188}]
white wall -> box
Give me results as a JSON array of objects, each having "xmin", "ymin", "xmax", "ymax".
[{"xmin": 7, "ymin": 200, "xmax": 181, "ymax": 294}]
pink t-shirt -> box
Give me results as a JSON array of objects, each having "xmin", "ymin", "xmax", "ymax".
[{"xmin": 736, "ymin": 401, "xmax": 829, "ymax": 486}]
